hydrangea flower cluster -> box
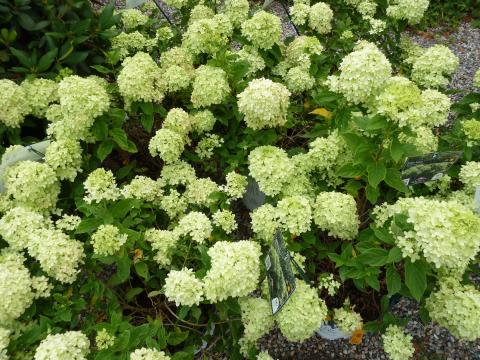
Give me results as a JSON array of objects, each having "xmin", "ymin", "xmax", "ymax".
[
  {"xmin": 149, "ymin": 128, "xmax": 186, "ymax": 164},
  {"xmin": 120, "ymin": 8, "xmax": 148, "ymax": 30},
  {"xmin": 130, "ymin": 348, "xmax": 170, "ymax": 360},
  {"xmin": 224, "ymin": 0, "xmax": 249, "ymax": 27},
  {"xmin": 48, "ymin": 75, "xmax": 110, "ymax": 141},
  {"xmin": 117, "ymin": 52, "xmax": 165, "ymax": 106},
  {"xmin": 381, "ymin": 325, "xmax": 414, "ymax": 360},
  {"xmin": 45, "ymin": 139, "xmax": 83, "ymax": 181},
  {"xmin": 190, "ymin": 110, "xmax": 216, "ymax": 134},
  {"xmin": 203, "ymin": 240, "xmax": 261, "ymax": 302},
  {"xmin": 21, "ymin": 78, "xmax": 58, "ymax": 118},
  {"xmin": 276, "ymin": 280, "xmax": 328, "ymax": 342},
  {"xmin": 386, "ymin": 0, "xmax": 430, "ymax": 24},
  {"xmin": 251, "ymin": 204, "xmax": 279, "ymax": 242},
  {"xmin": 374, "ymin": 197, "xmax": 480, "ymax": 272},
  {"xmin": 144, "ymin": 229, "xmax": 179, "ymax": 267},
  {"xmin": 121, "ymin": 175, "xmax": 163, "ymax": 203},
  {"xmin": 327, "ymin": 41, "xmax": 392, "ymax": 104},
  {"xmin": 95, "ymin": 329, "xmax": 115, "ymax": 350},
  {"xmin": 191, "ymin": 66, "xmax": 230, "ymax": 108},
  {"xmin": 333, "ymin": 306, "xmax": 363, "ymax": 333},
  {"xmin": 308, "ymin": 2, "xmax": 334, "ymax": 34},
  {"xmin": 182, "ymin": 14, "xmax": 233, "ymax": 55},
  {"xmin": 241, "ymin": 11, "xmax": 281, "ymax": 50},
  {"xmin": 91, "ymin": 224, "xmax": 127, "ymax": 256},
  {"xmin": 426, "ymin": 278, "xmax": 480, "ymax": 341},
  {"xmin": 164, "ymin": 268, "xmax": 204, "ymax": 306},
  {"xmin": 313, "ymin": 192, "xmax": 360, "ymax": 240},
  {"xmin": 55, "ymin": 214, "xmax": 81, "ymax": 232},
  {"xmin": 411, "ymin": 45, "xmax": 459, "ymax": 88},
  {"xmin": 34, "ymin": 331, "xmax": 90, "ymax": 360},
  {"xmin": 111, "ymin": 31, "xmax": 157, "ymax": 60},
  {"xmin": 0, "ymin": 79, "xmax": 30, "ymax": 127},
  {"xmin": 185, "ymin": 178, "xmax": 219, "ymax": 207},
  {"xmin": 257, "ymin": 352, "xmax": 274, "ymax": 360},
  {"xmin": 212, "ymin": 209, "xmax": 238, "ymax": 234},
  {"xmin": 248, "ymin": 146, "xmax": 294, "ymax": 196},
  {"xmin": 84, "ymin": 168, "xmax": 120, "ymax": 204},
  {"xmin": 238, "ymin": 78, "xmax": 291, "ymax": 130},
  {"xmin": 196, "ymin": 134, "xmax": 224, "ymax": 159},
  {"xmin": 318, "ymin": 273, "xmax": 341, "ymax": 296},
  {"xmin": 459, "ymin": 161, "xmax": 480, "ymax": 192},
  {"xmin": 463, "ymin": 119, "xmax": 480, "ymax": 146},
  {"xmin": 4, "ymin": 161, "xmax": 60, "ymax": 212},
  {"xmin": 223, "ymin": 172, "xmax": 248, "ymax": 199},
  {"xmin": 276, "ymin": 195, "xmax": 312, "ymax": 235},
  {"xmin": 176, "ymin": 211, "xmax": 212, "ymax": 243},
  {"xmin": 160, "ymin": 161, "xmax": 196, "ymax": 186},
  {"xmin": 239, "ymin": 297, "xmax": 274, "ymax": 350}
]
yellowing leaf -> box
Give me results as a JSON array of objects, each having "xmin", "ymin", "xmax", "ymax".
[
  {"xmin": 309, "ymin": 107, "xmax": 333, "ymax": 120},
  {"xmin": 350, "ymin": 328, "xmax": 364, "ymax": 345}
]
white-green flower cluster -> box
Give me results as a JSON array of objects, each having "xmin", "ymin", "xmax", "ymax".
[
  {"xmin": 459, "ymin": 161, "xmax": 480, "ymax": 192},
  {"xmin": 190, "ymin": 110, "xmax": 216, "ymax": 134},
  {"xmin": 381, "ymin": 325, "xmax": 414, "ymax": 360},
  {"xmin": 21, "ymin": 78, "xmax": 58, "ymax": 118},
  {"xmin": 4, "ymin": 161, "xmax": 60, "ymax": 212},
  {"xmin": 144, "ymin": 229, "xmax": 179, "ymax": 267},
  {"xmin": 121, "ymin": 8, "xmax": 148, "ymax": 30},
  {"xmin": 308, "ymin": 2, "xmax": 334, "ymax": 34},
  {"xmin": 238, "ymin": 78, "xmax": 291, "ymax": 130},
  {"xmin": 235, "ymin": 46, "xmax": 266, "ymax": 76},
  {"xmin": 48, "ymin": 75, "xmax": 110, "ymax": 141},
  {"xmin": 313, "ymin": 192, "xmax": 359, "ymax": 240},
  {"xmin": 318, "ymin": 273, "xmax": 341, "ymax": 296},
  {"xmin": 224, "ymin": 0, "xmax": 249, "ymax": 27},
  {"xmin": 386, "ymin": 0, "xmax": 429, "ymax": 24},
  {"xmin": 111, "ymin": 31, "xmax": 157, "ymax": 60},
  {"xmin": 0, "ymin": 326, "xmax": 9, "ymax": 357},
  {"xmin": 0, "ymin": 207, "xmax": 48, "ymax": 250},
  {"xmin": 327, "ymin": 41, "xmax": 392, "ymax": 104},
  {"xmin": 117, "ymin": 52, "xmax": 165, "ymax": 106},
  {"xmin": 34, "ymin": 331, "xmax": 90, "ymax": 360},
  {"xmin": 164, "ymin": 268, "xmax": 204, "ymax": 307},
  {"xmin": 239, "ymin": 297, "xmax": 274, "ymax": 347},
  {"xmin": 195, "ymin": 134, "xmax": 223, "ymax": 159},
  {"xmin": 191, "ymin": 65, "xmax": 230, "ymax": 108},
  {"xmin": 84, "ymin": 168, "xmax": 120, "ymax": 203},
  {"xmin": 223, "ymin": 172, "xmax": 248, "ymax": 199},
  {"xmin": 411, "ymin": 45, "xmax": 459, "ymax": 88},
  {"xmin": 285, "ymin": 36, "xmax": 323, "ymax": 67},
  {"xmin": 160, "ymin": 161, "xmax": 196, "ymax": 186},
  {"xmin": 248, "ymin": 146, "xmax": 294, "ymax": 196},
  {"xmin": 426, "ymin": 278, "xmax": 480, "ymax": 341},
  {"xmin": 474, "ymin": 68, "xmax": 480, "ymax": 87},
  {"xmin": 212, "ymin": 209, "xmax": 238, "ymax": 234},
  {"xmin": 257, "ymin": 352, "xmax": 274, "ymax": 360},
  {"xmin": 185, "ymin": 177, "xmax": 219, "ymax": 207},
  {"xmin": 45, "ymin": 139, "xmax": 83, "ymax": 181},
  {"xmin": 91, "ymin": 224, "xmax": 127, "ymax": 256},
  {"xmin": 121, "ymin": 175, "xmax": 163, "ymax": 203},
  {"xmin": 399, "ymin": 126, "xmax": 438, "ymax": 154},
  {"xmin": 149, "ymin": 129, "xmax": 185, "ymax": 164},
  {"xmin": 463, "ymin": 119, "xmax": 480, "ymax": 146},
  {"xmin": 333, "ymin": 307, "xmax": 363, "ymax": 333},
  {"xmin": 276, "ymin": 280, "xmax": 328, "ymax": 342},
  {"xmin": 374, "ymin": 197, "xmax": 480, "ymax": 273},
  {"xmin": 0, "ymin": 252, "xmax": 37, "ymax": 326},
  {"xmin": 160, "ymin": 190, "xmax": 188, "ymax": 218},
  {"xmin": 189, "ymin": 5, "xmax": 215, "ymax": 24},
  {"xmin": 130, "ymin": 348, "xmax": 171, "ymax": 360},
  {"xmin": 55, "ymin": 214, "xmax": 81, "ymax": 232},
  {"xmin": 0, "ymin": 79, "xmax": 30, "ymax": 127},
  {"xmin": 203, "ymin": 240, "xmax": 261, "ymax": 302},
  {"xmin": 177, "ymin": 211, "xmax": 212, "ymax": 243},
  {"xmin": 241, "ymin": 11, "xmax": 281, "ymax": 50},
  {"xmin": 291, "ymin": 2, "xmax": 310, "ymax": 26},
  {"xmin": 95, "ymin": 329, "xmax": 115, "ymax": 350},
  {"xmin": 276, "ymin": 195, "xmax": 312, "ymax": 235},
  {"xmin": 182, "ymin": 14, "xmax": 233, "ymax": 55},
  {"xmin": 162, "ymin": 108, "xmax": 191, "ymax": 136},
  {"xmin": 251, "ymin": 204, "xmax": 279, "ymax": 242}
]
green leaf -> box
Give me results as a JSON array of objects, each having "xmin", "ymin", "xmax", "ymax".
[
  {"xmin": 110, "ymin": 128, "xmax": 137, "ymax": 153},
  {"xmin": 405, "ymin": 260, "xmax": 427, "ymax": 301},
  {"xmin": 387, "ymin": 247, "xmax": 402, "ymax": 263},
  {"xmin": 110, "ymin": 199, "xmax": 136, "ymax": 218},
  {"xmin": 65, "ymin": 51, "xmax": 89, "ymax": 65},
  {"xmin": 357, "ymin": 248, "xmax": 389, "ymax": 266},
  {"xmin": 125, "ymin": 287, "xmax": 143, "ymax": 301},
  {"xmin": 385, "ymin": 168, "xmax": 408, "ymax": 192},
  {"xmin": 390, "ymin": 137, "xmax": 403, "ymax": 162},
  {"xmin": 134, "ymin": 261, "xmax": 149, "ymax": 279},
  {"xmin": 10, "ymin": 47, "xmax": 32, "ymax": 67},
  {"xmin": 140, "ymin": 113, "xmax": 154, "ymax": 133},
  {"xmin": 167, "ymin": 327, "xmax": 189, "ymax": 346},
  {"xmin": 17, "ymin": 12, "xmax": 36, "ymax": 31},
  {"xmin": 76, "ymin": 218, "xmax": 103, "ymax": 234},
  {"xmin": 386, "ymin": 266, "xmax": 401, "ymax": 295},
  {"xmin": 36, "ymin": 48, "xmax": 58, "ymax": 72},
  {"xmin": 336, "ymin": 164, "xmax": 362, "ymax": 178},
  {"xmin": 354, "ymin": 115, "xmax": 388, "ymax": 131},
  {"xmin": 110, "ymin": 256, "xmax": 131, "ymax": 285},
  {"xmin": 365, "ymin": 184, "xmax": 379, "ymax": 204},
  {"xmin": 97, "ymin": 141, "xmax": 114, "ymax": 162},
  {"xmin": 373, "ymin": 227, "xmax": 395, "ymax": 245},
  {"xmin": 365, "ymin": 275, "xmax": 380, "ymax": 291},
  {"xmin": 367, "ymin": 162, "xmax": 386, "ymax": 188},
  {"xmin": 91, "ymin": 64, "xmax": 111, "ymax": 74}
]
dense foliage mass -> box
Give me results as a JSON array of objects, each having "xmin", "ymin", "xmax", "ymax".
[{"xmin": 0, "ymin": 0, "xmax": 479, "ymax": 359}]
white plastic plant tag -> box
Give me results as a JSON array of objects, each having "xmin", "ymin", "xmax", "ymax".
[
  {"xmin": 0, "ymin": 140, "xmax": 50, "ymax": 192},
  {"xmin": 316, "ymin": 322, "xmax": 350, "ymax": 341},
  {"xmin": 242, "ymin": 177, "xmax": 266, "ymax": 211}
]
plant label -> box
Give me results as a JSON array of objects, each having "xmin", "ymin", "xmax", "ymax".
[
  {"xmin": 265, "ymin": 230, "xmax": 296, "ymax": 315},
  {"xmin": 400, "ymin": 151, "xmax": 462, "ymax": 186}
]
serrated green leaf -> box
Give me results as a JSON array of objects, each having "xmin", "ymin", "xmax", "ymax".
[
  {"xmin": 405, "ymin": 260, "xmax": 427, "ymax": 301},
  {"xmin": 367, "ymin": 162, "xmax": 386, "ymax": 188},
  {"xmin": 385, "ymin": 168, "xmax": 408, "ymax": 192},
  {"xmin": 386, "ymin": 266, "xmax": 401, "ymax": 295},
  {"xmin": 97, "ymin": 141, "xmax": 114, "ymax": 162}
]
